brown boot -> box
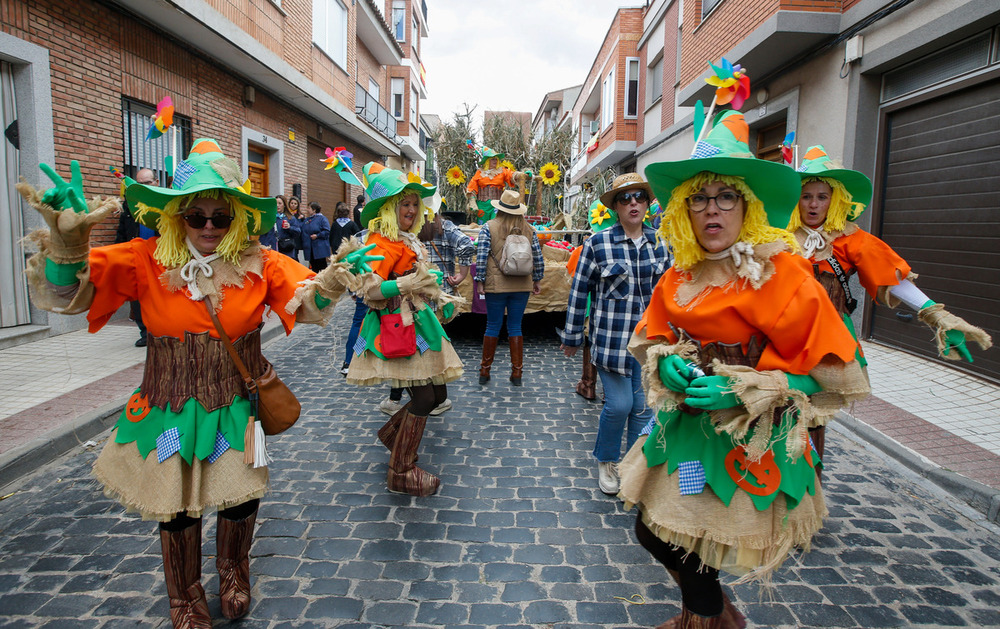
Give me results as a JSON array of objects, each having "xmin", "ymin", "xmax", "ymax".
[
  {"xmin": 479, "ymin": 336, "xmax": 499, "ymax": 385},
  {"xmin": 387, "ymin": 410, "xmax": 440, "ymax": 496},
  {"xmin": 377, "ymin": 402, "xmax": 410, "ymax": 450},
  {"xmin": 721, "ymin": 592, "xmax": 747, "ymax": 629},
  {"xmin": 216, "ymin": 505, "xmax": 258, "ymax": 619},
  {"xmin": 509, "ymin": 335, "xmax": 524, "ymax": 386},
  {"xmin": 657, "ymin": 607, "xmax": 723, "ymax": 629},
  {"xmin": 810, "ymin": 425, "xmax": 825, "ymax": 481},
  {"xmin": 159, "ymin": 520, "xmax": 211, "ymax": 629},
  {"xmin": 575, "ymin": 344, "xmax": 597, "ymax": 400}
]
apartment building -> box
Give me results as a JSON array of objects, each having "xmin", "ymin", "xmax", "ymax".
[
  {"xmin": 0, "ymin": 0, "xmax": 431, "ymax": 340},
  {"xmin": 531, "ymin": 84, "xmax": 581, "ymax": 140}
]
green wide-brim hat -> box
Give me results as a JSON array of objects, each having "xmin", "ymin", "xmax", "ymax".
[
  {"xmin": 588, "ymin": 199, "xmax": 618, "ymax": 232},
  {"xmin": 359, "ymin": 163, "xmax": 437, "ymax": 229},
  {"xmin": 644, "ymin": 111, "xmax": 801, "ymax": 229},
  {"xmin": 797, "ymin": 145, "xmax": 873, "ymax": 215},
  {"xmin": 479, "ymin": 146, "xmax": 505, "ymax": 166},
  {"xmin": 125, "ymin": 138, "xmax": 276, "ymax": 236}
]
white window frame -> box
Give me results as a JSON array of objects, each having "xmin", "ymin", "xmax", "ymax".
[
  {"xmin": 624, "ymin": 57, "xmax": 640, "ymax": 119},
  {"xmin": 410, "ymin": 85, "xmax": 418, "ymax": 123},
  {"xmin": 368, "ymin": 78, "xmax": 380, "ymax": 103},
  {"xmin": 647, "ymin": 54, "xmax": 664, "ymax": 107},
  {"xmin": 312, "ymin": 0, "xmax": 348, "ymax": 69},
  {"xmin": 601, "ymin": 67, "xmax": 615, "ymax": 130},
  {"xmin": 391, "ymin": 78, "xmax": 405, "ymax": 120},
  {"xmin": 392, "ymin": 1, "xmax": 406, "ymax": 42}
]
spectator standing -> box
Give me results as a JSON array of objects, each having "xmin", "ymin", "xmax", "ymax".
[
  {"xmin": 352, "ymin": 193, "xmax": 366, "ymax": 229},
  {"xmin": 300, "ymin": 201, "xmax": 332, "ymax": 272},
  {"xmin": 274, "ymin": 195, "xmax": 301, "ymax": 260},
  {"xmin": 330, "ymin": 201, "xmax": 360, "ymax": 255}
]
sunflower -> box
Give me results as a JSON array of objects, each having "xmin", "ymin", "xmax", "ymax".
[
  {"xmin": 446, "ymin": 166, "xmax": 466, "ymax": 185},
  {"xmin": 500, "ymin": 159, "xmax": 515, "ymax": 171},
  {"xmin": 539, "ymin": 162, "xmax": 561, "ymax": 186}
]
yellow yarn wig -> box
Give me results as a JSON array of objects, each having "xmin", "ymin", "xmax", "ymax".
[
  {"xmin": 133, "ymin": 189, "xmax": 253, "ymax": 268},
  {"xmin": 657, "ymin": 172, "xmax": 798, "ymax": 271},
  {"xmin": 788, "ymin": 176, "xmax": 866, "ymax": 233},
  {"xmin": 367, "ymin": 192, "xmax": 430, "ymax": 241}
]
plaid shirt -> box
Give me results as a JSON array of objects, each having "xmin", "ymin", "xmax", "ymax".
[
  {"xmin": 473, "ymin": 222, "xmax": 545, "ymax": 283},
  {"xmin": 425, "ymin": 220, "xmax": 476, "ymax": 295},
  {"xmin": 560, "ymin": 223, "xmax": 671, "ymax": 376}
]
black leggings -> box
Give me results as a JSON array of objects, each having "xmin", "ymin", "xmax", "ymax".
[
  {"xmin": 159, "ymin": 499, "xmax": 260, "ymax": 532},
  {"xmin": 408, "ymin": 383, "xmax": 447, "ymax": 416},
  {"xmin": 635, "ymin": 517, "xmax": 723, "ymax": 617}
]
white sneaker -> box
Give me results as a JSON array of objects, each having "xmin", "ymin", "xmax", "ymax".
[
  {"xmin": 378, "ymin": 398, "xmax": 404, "ymax": 415},
  {"xmin": 429, "ymin": 398, "xmax": 453, "ymax": 416},
  {"xmin": 340, "ymin": 363, "xmax": 350, "ymax": 376},
  {"xmin": 598, "ymin": 461, "xmax": 619, "ymax": 495}
]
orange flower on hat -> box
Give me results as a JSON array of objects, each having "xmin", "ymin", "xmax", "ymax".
[
  {"xmin": 540, "ymin": 163, "xmax": 561, "ymax": 186},
  {"xmin": 446, "ymin": 166, "xmax": 466, "ymax": 185}
]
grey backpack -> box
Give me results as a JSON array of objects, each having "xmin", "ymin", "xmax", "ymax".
[{"xmin": 495, "ymin": 228, "xmax": 533, "ymax": 276}]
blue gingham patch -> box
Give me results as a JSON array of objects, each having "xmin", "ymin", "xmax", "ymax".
[
  {"xmin": 677, "ymin": 460, "xmax": 706, "ymax": 496},
  {"xmin": 155, "ymin": 427, "xmax": 181, "ymax": 463},
  {"xmin": 639, "ymin": 416, "xmax": 657, "ymax": 437},
  {"xmin": 691, "ymin": 141, "xmax": 722, "ymax": 159},
  {"xmin": 416, "ymin": 334, "xmax": 429, "ymax": 354},
  {"xmin": 354, "ymin": 335, "xmax": 367, "ymax": 356},
  {"xmin": 206, "ymin": 431, "xmax": 231, "ymax": 463},
  {"xmin": 171, "ymin": 160, "xmax": 197, "ymax": 189},
  {"xmin": 369, "ymin": 181, "xmax": 390, "ymax": 199}
]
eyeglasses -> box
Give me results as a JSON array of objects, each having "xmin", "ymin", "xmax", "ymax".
[
  {"xmin": 686, "ymin": 191, "xmax": 742, "ymax": 212},
  {"xmin": 615, "ymin": 190, "xmax": 648, "ymax": 205},
  {"xmin": 182, "ymin": 213, "xmax": 234, "ymax": 229}
]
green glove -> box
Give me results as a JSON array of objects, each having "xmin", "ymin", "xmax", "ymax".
[
  {"xmin": 684, "ymin": 375, "xmax": 740, "ymax": 410},
  {"xmin": 944, "ymin": 329, "xmax": 973, "ymax": 363},
  {"xmin": 429, "ymin": 268, "xmax": 444, "ymax": 286},
  {"xmin": 786, "ymin": 373, "xmax": 822, "ymax": 396},
  {"xmin": 658, "ymin": 355, "xmax": 694, "ymax": 393},
  {"xmin": 40, "ymin": 161, "xmax": 89, "ymax": 214},
  {"xmin": 45, "ymin": 259, "xmax": 85, "ymax": 286},
  {"xmin": 342, "ymin": 243, "xmax": 384, "ymax": 274},
  {"xmin": 380, "ymin": 280, "xmax": 400, "ymax": 299},
  {"xmin": 443, "ymin": 302, "xmax": 455, "ymax": 319}
]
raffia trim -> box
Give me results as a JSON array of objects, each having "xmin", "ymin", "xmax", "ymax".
[
  {"xmin": 160, "ymin": 243, "xmax": 265, "ymax": 312},
  {"xmin": 23, "ymin": 233, "xmax": 95, "ymax": 314},
  {"xmin": 918, "ymin": 303, "xmax": 993, "ymax": 360},
  {"xmin": 629, "ymin": 327, "xmax": 698, "ymax": 414},
  {"xmin": 675, "ymin": 241, "xmax": 787, "ymax": 309}
]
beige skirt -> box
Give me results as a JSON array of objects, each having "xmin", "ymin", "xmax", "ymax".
[
  {"xmin": 618, "ymin": 436, "xmax": 827, "ymax": 583},
  {"xmin": 93, "ymin": 431, "xmax": 268, "ymax": 522},
  {"xmin": 346, "ymin": 341, "xmax": 464, "ymax": 388}
]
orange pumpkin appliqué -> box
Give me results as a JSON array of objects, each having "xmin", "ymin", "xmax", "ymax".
[
  {"xmin": 725, "ymin": 446, "xmax": 781, "ymax": 496},
  {"xmin": 125, "ymin": 392, "xmax": 151, "ymax": 422}
]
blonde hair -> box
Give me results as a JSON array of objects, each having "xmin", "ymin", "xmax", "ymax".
[
  {"xmin": 133, "ymin": 189, "xmax": 259, "ymax": 267},
  {"xmin": 368, "ymin": 192, "xmax": 429, "ymax": 241},
  {"xmin": 788, "ymin": 176, "xmax": 865, "ymax": 233},
  {"xmin": 657, "ymin": 172, "xmax": 798, "ymax": 270}
]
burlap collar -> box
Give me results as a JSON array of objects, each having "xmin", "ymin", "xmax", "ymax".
[
  {"xmin": 161, "ymin": 243, "xmax": 265, "ymax": 310},
  {"xmin": 675, "ymin": 240, "xmax": 788, "ymax": 308}
]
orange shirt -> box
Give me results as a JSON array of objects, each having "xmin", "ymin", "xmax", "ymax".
[
  {"xmin": 86, "ymin": 238, "xmax": 314, "ymax": 339},
  {"xmin": 466, "ymin": 168, "xmax": 515, "ymax": 196},
  {"xmin": 637, "ymin": 250, "xmax": 858, "ymax": 375},
  {"xmin": 811, "ymin": 227, "xmax": 911, "ymax": 300},
  {"xmin": 364, "ymin": 232, "xmax": 419, "ymax": 280}
]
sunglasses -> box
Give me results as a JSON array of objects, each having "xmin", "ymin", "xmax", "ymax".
[
  {"xmin": 615, "ymin": 190, "xmax": 649, "ymax": 204},
  {"xmin": 182, "ymin": 213, "xmax": 234, "ymax": 229}
]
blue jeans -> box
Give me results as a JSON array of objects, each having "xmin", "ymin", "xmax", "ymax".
[
  {"xmin": 344, "ymin": 297, "xmax": 368, "ymax": 366},
  {"xmin": 484, "ymin": 291, "xmax": 530, "ymax": 337},
  {"xmin": 593, "ymin": 356, "xmax": 652, "ymax": 463}
]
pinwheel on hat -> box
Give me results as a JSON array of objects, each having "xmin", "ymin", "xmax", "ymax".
[
  {"xmin": 781, "ymin": 132, "xmax": 796, "ymax": 165},
  {"xmin": 692, "ymin": 58, "xmax": 751, "ymax": 152},
  {"xmin": 145, "ymin": 96, "xmax": 174, "ymax": 141},
  {"xmin": 358, "ymin": 162, "xmax": 437, "ymax": 230},
  {"xmin": 321, "ymin": 146, "xmax": 363, "ymax": 186}
]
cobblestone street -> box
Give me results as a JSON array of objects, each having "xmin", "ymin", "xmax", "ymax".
[{"xmin": 1, "ymin": 303, "xmax": 999, "ymax": 628}]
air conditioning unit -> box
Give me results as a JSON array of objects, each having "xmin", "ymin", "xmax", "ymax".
[{"xmin": 589, "ymin": 120, "xmax": 600, "ymax": 134}]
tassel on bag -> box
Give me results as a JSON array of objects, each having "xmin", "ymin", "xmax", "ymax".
[{"xmin": 243, "ymin": 413, "xmax": 272, "ymax": 468}]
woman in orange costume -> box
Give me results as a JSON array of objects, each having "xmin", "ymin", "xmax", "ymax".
[
  {"xmin": 465, "ymin": 146, "xmax": 527, "ymax": 223},
  {"xmin": 617, "ymin": 112, "xmax": 870, "ymax": 629},
  {"xmin": 346, "ymin": 163, "xmax": 464, "ymax": 497},
  {"xmin": 18, "ymin": 140, "xmax": 375, "ymax": 629}
]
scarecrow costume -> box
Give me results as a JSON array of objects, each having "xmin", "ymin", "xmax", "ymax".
[
  {"xmin": 346, "ymin": 163, "xmax": 464, "ymax": 496},
  {"xmin": 465, "ymin": 146, "xmax": 527, "ymax": 223},
  {"xmin": 789, "ymin": 145, "xmax": 991, "ymax": 364},
  {"xmin": 18, "ymin": 139, "xmax": 366, "ymax": 629},
  {"xmin": 616, "ymin": 113, "xmax": 870, "ymax": 628}
]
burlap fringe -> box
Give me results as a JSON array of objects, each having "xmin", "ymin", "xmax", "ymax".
[
  {"xmin": 918, "ymin": 302, "xmax": 993, "ymax": 360},
  {"xmin": 22, "ymin": 231, "xmax": 96, "ymax": 314},
  {"xmin": 284, "ymin": 261, "xmax": 359, "ymax": 326},
  {"xmin": 675, "ymin": 241, "xmax": 787, "ymax": 309},
  {"xmin": 630, "ymin": 329, "xmax": 699, "ymax": 414},
  {"xmin": 15, "ymin": 179, "xmax": 119, "ymax": 264},
  {"xmin": 161, "ymin": 243, "xmax": 266, "ymax": 312}
]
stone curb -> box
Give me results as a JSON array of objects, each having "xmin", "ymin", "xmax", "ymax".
[
  {"xmin": 833, "ymin": 409, "xmax": 1000, "ymax": 523},
  {"xmin": 0, "ymin": 319, "xmax": 287, "ymax": 491}
]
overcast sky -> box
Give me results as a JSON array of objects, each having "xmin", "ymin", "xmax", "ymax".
[{"xmin": 420, "ymin": 1, "xmax": 638, "ymax": 127}]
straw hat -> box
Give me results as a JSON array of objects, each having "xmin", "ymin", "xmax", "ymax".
[
  {"xmin": 599, "ymin": 173, "xmax": 654, "ymax": 208},
  {"xmin": 490, "ymin": 189, "xmax": 527, "ymax": 216}
]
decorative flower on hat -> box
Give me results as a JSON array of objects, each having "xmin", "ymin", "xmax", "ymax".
[
  {"xmin": 446, "ymin": 166, "xmax": 466, "ymax": 185},
  {"xmin": 705, "ymin": 58, "xmax": 751, "ymax": 110},
  {"xmin": 145, "ymin": 95, "xmax": 174, "ymax": 141},
  {"xmin": 539, "ymin": 162, "xmax": 562, "ymax": 186},
  {"xmin": 589, "ymin": 202, "xmax": 614, "ymax": 227},
  {"xmin": 500, "ymin": 159, "xmax": 515, "ymax": 171},
  {"xmin": 407, "ymin": 172, "xmax": 435, "ymax": 189}
]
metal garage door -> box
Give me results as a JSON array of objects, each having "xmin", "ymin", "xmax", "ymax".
[{"xmin": 870, "ymin": 78, "xmax": 1000, "ymax": 382}]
